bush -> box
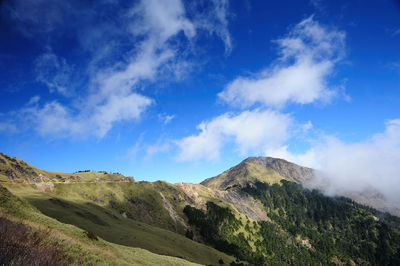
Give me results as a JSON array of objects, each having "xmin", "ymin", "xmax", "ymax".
[
  {"xmin": 0, "ymin": 216, "xmax": 65, "ymax": 265},
  {"xmin": 85, "ymin": 230, "xmax": 98, "ymax": 240},
  {"xmin": 185, "ymin": 229, "xmax": 194, "ymax": 240}
]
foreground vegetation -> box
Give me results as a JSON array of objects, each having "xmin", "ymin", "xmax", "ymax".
[{"xmin": 0, "ymin": 216, "xmax": 65, "ymax": 265}]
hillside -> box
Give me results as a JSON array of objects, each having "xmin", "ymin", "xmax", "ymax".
[
  {"xmin": 0, "ymin": 152, "xmax": 132, "ymax": 183},
  {"xmin": 1, "ymin": 153, "xmax": 400, "ymax": 265},
  {"xmin": 199, "ymin": 158, "xmax": 400, "ymax": 265},
  {"xmin": 0, "ymin": 154, "xmax": 234, "ymax": 265}
]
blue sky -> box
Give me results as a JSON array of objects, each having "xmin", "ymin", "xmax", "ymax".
[{"xmin": 0, "ymin": 0, "xmax": 400, "ymax": 186}]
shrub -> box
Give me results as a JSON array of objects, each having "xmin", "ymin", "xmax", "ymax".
[
  {"xmin": 0, "ymin": 216, "xmax": 65, "ymax": 265},
  {"xmin": 85, "ymin": 230, "xmax": 98, "ymax": 240}
]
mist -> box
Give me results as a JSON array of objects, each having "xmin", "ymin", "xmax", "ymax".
[{"xmin": 308, "ymin": 119, "xmax": 400, "ymax": 211}]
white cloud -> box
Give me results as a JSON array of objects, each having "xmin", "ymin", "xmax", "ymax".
[
  {"xmin": 265, "ymin": 145, "xmax": 317, "ymax": 169},
  {"xmin": 176, "ymin": 109, "xmax": 292, "ymax": 161},
  {"xmin": 177, "ymin": 17, "xmax": 346, "ymax": 162},
  {"xmin": 21, "ymin": 101, "xmax": 85, "ymax": 138},
  {"xmin": 91, "ymin": 93, "xmax": 154, "ymax": 138},
  {"xmin": 313, "ymin": 119, "xmax": 400, "ymax": 206},
  {"xmin": 218, "ymin": 16, "xmax": 345, "ymax": 108}
]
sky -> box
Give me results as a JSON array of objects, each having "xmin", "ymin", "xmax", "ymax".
[{"xmin": 1, "ymin": 0, "xmax": 400, "ymax": 191}]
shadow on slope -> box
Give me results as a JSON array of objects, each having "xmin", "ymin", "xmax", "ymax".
[{"xmin": 23, "ymin": 194, "xmax": 232, "ymax": 265}]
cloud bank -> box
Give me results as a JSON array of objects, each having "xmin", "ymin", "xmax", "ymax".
[{"xmin": 309, "ymin": 119, "xmax": 400, "ymax": 207}]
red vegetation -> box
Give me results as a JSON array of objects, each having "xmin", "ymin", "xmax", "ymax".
[{"xmin": 0, "ymin": 216, "xmax": 65, "ymax": 265}]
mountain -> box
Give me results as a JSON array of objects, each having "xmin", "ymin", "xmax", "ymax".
[
  {"xmin": 201, "ymin": 156, "xmax": 313, "ymax": 190},
  {"xmin": 1, "ymin": 153, "xmax": 400, "ymax": 265},
  {"xmin": 202, "ymin": 156, "xmax": 400, "ymax": 217}
]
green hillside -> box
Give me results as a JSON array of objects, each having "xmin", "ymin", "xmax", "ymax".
[
  {"xmin": 190, "ymin": 177, "xmax": 400, "ymax": 265},
  {"xmin": 2, "ymin": 153, "xmax": 400, "ymax": 265},
  {"xmin": 0, "ymin": 152, "xmax": 132, "ymax": 183},
  {"xmin": 0, "ymin": 186, "xmax": 202, "ymax": 266},
  {"xmin": 1, "ymin": 182, "xmax": 233, "ymax": 265}
]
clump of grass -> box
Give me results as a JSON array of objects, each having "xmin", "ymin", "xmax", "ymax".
[
  {"xmin": 0, "ymin": 216, "xmax": 66, "ymax": 265},
  {"xmin": 85, "ymin": 230, "xmax": 98, "ymax": 240}
]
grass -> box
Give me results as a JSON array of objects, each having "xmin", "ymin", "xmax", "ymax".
[
  {"xmin": 2, "ymin": 183, "xmax": 234, "ymax": 265},
  {"xmin": 0, "ymin": 185, "xmax": 204, "ymax": 265},
  {"xmin": 0, "ymin": 153, "xmax": 130, "ymax": 183}
]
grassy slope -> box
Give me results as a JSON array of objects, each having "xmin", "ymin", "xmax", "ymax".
[
  {"xmin": 4, "ymin": 183, "xmax": 234, "ymax": 265},
  {"xmin": 0, "ymin": 185, "xmax": 201, "ymax": 266},
  {"xmin": 0, "ymin": 153, "xmax": 130, "ymax": 183}
]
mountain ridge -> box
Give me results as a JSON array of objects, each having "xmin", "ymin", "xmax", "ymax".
[{"xmin": 1, "ymin": 152, "xmax": 400, "ymax": 265}]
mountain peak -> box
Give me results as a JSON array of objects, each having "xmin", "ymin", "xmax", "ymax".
[
  {"xmin": 244, "ymin": 156, "xmax": 314, "ymax": 183},
  {"xmin": 201, "ymin": 156, "xmax": 314, "ymax": 190}
]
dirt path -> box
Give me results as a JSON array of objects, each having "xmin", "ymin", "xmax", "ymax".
[{"xmin": 0, "ymin": 180, "xmax": 134, "ymax": 185}]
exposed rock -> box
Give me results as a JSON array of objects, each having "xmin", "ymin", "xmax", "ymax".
[
  {"xmin": 175, "ymin": 183, "xmax": 209, "ymax": 210},
  {"xmin": 176, "ymin": 182, "xmax": 270, "ymax": 222},
  {"xmin": 35, "ymin": 182, "xmax": 54, "ymax": 192},
  {"xmin": 213, "ymin": 186, "xmax": 270, "ymax": 222},
  {"xmin": 158, "ymin": 191, "xmax": 188, "ymax": 229}
]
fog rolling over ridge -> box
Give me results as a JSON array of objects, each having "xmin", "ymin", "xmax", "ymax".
[{"xmin": 303, "ymin": 119, "xmax": 400, "ymax": 214}]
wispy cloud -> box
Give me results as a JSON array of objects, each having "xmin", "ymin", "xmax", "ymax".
[
  {"xmin": 192, "ymin": 0, "xmax": 232, "ymax": 54},
  {"xmin": 0, "ymin": 122, "xmax": 17, "ymax": 133},
  {"xmin": 5, "ymin": 0, "xmax": 233, "ymax": 139},
  {"xmin": 145, "ymin": 142, "xmax": 172, "ymax": 160},
  {"xmin": 218, "ymin": 16, "xmax": 345, "ymax": 109},
  {"xmin": 158, "ymin": 114, "xmax": 176, "ymax": 125},
  {"xmin": 35, "ymin": 49, "xmax": 75, "ymax": 96}
]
